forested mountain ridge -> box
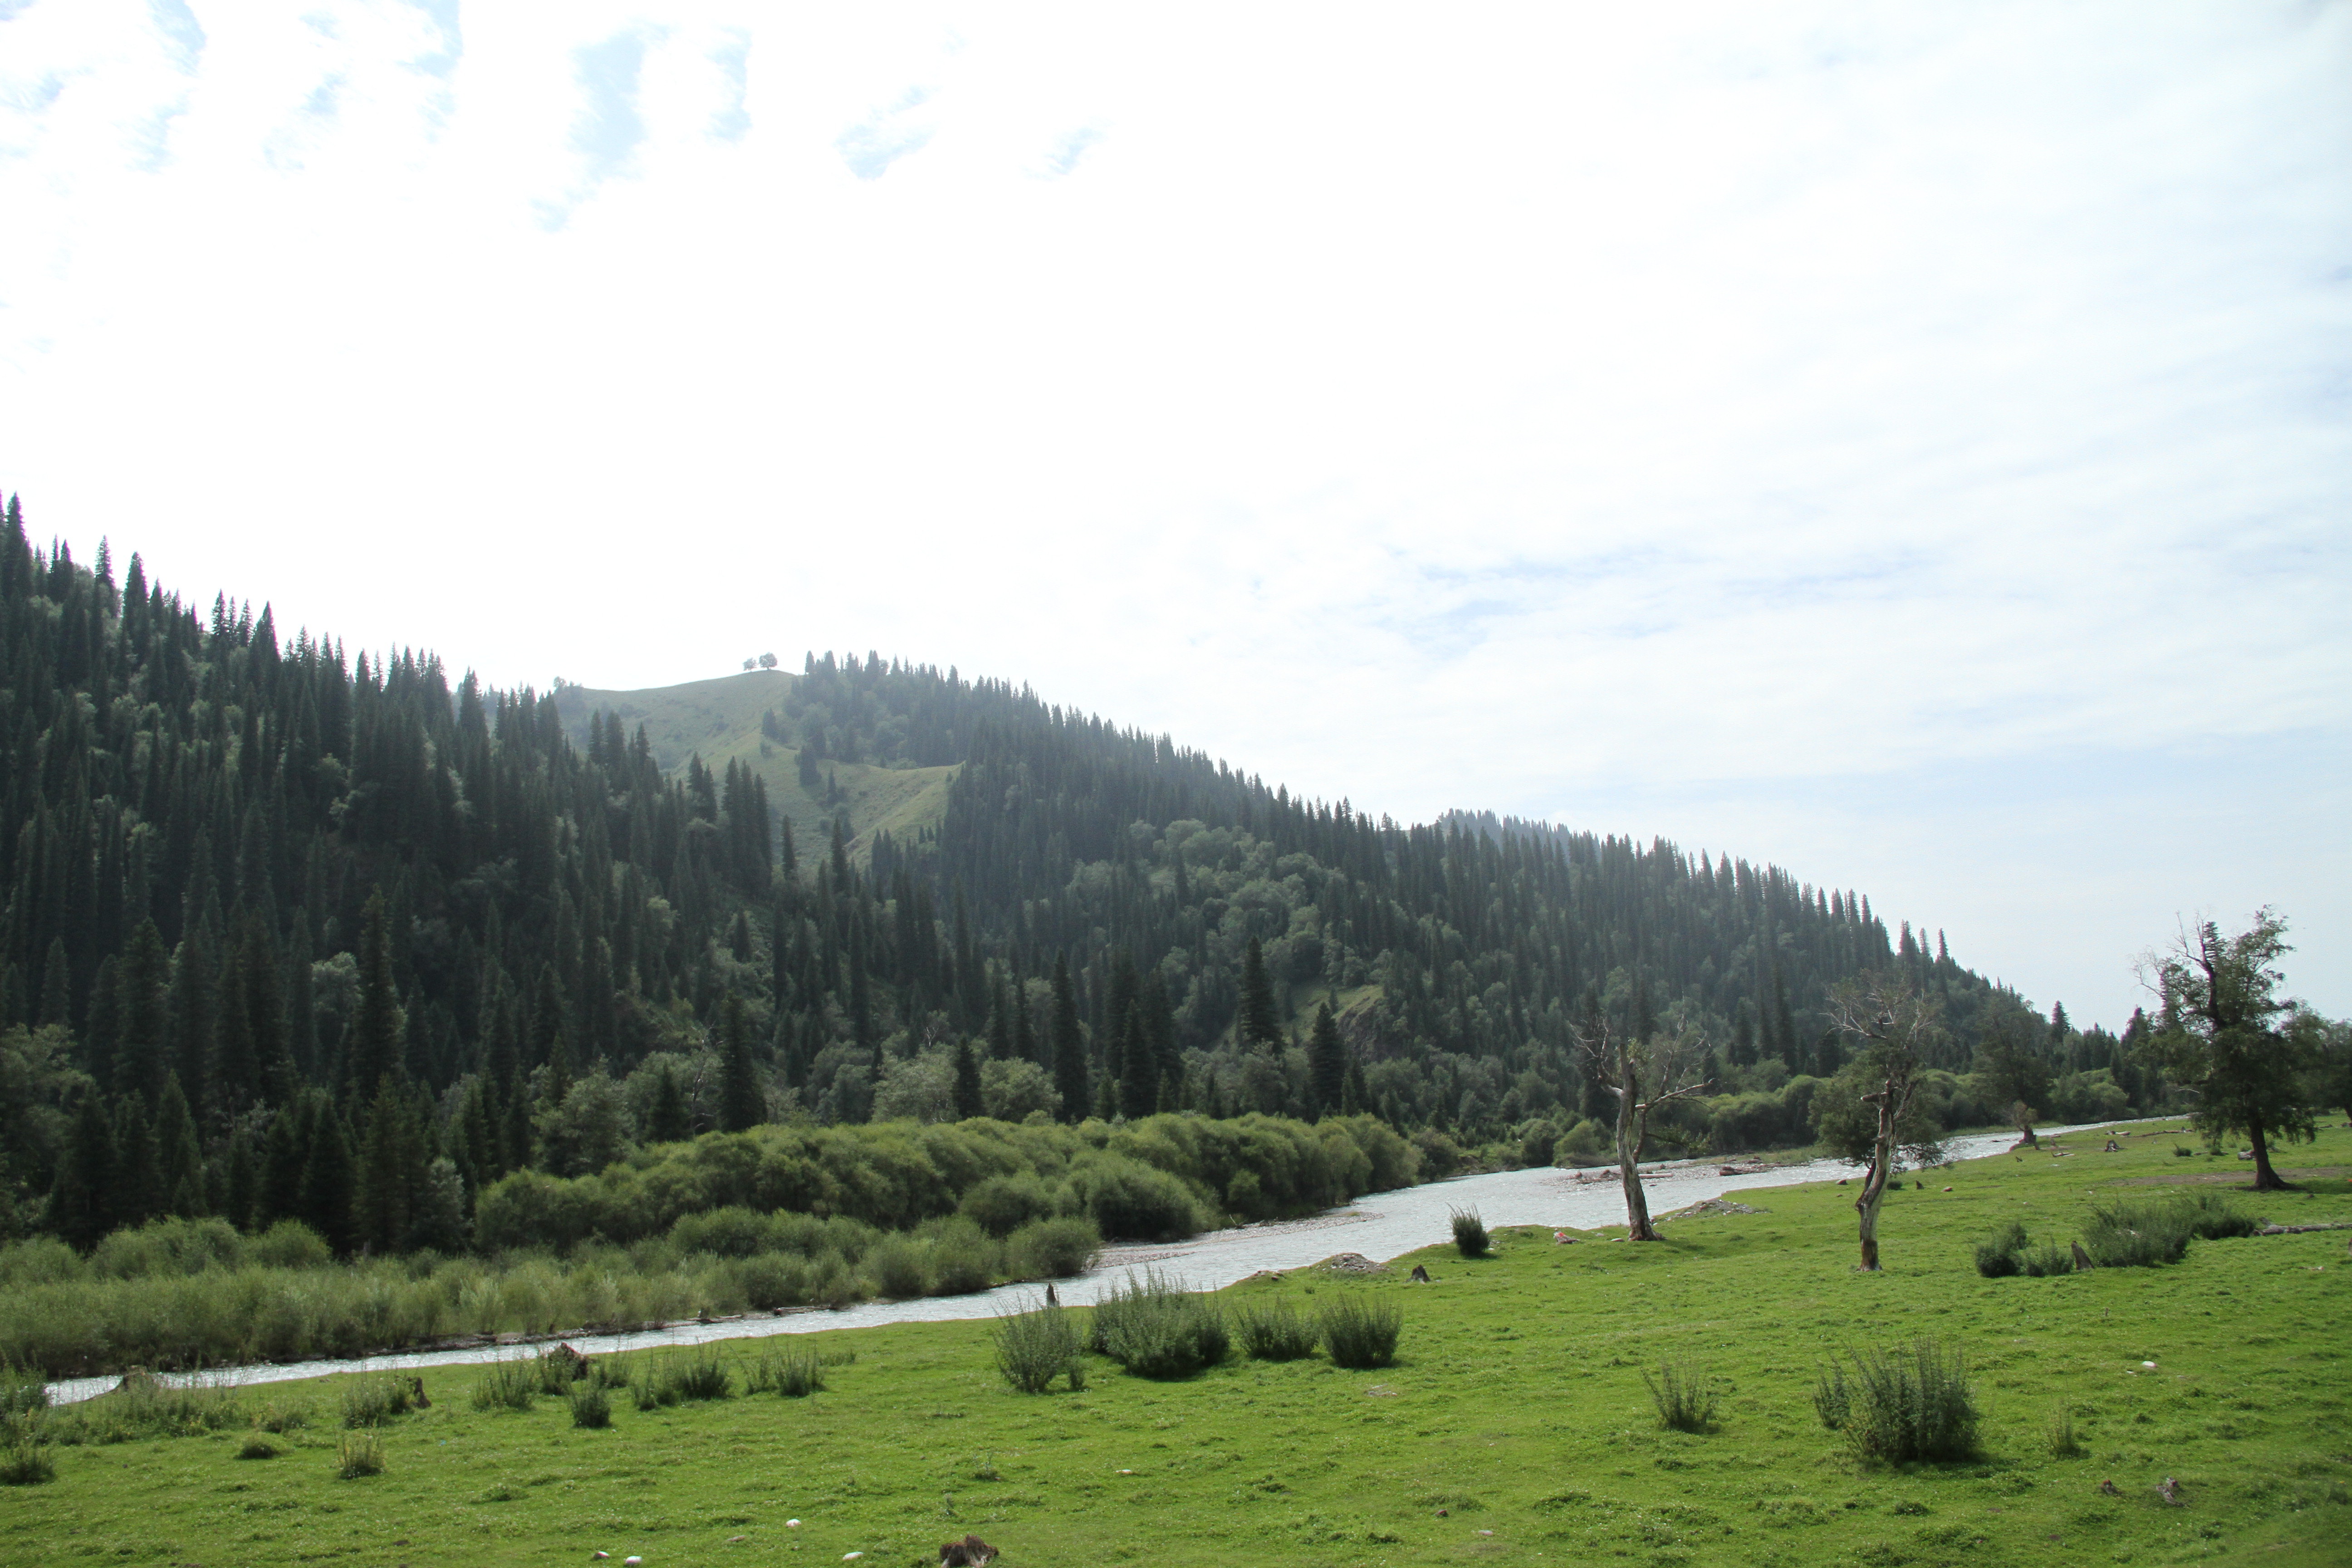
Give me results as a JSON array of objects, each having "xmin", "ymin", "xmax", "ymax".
[{"xmin": 0, "ymin": 500, "xmax": 2159, "ymax": 1257}]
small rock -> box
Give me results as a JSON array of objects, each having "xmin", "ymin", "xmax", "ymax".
[
  {"xmin": 1435, "ymin": 1508, "xmax": 1448, "ymax": 1517},
  {"xmin": 844, "ymin": 1555, "xmax": 863, "ymax": 1563},
  {"xmin": 1476, "ymin": 1528, "xmax": 1494, "ymax": 1536},
  {"xmin": 2158, "ymin": 1477, "xmax": 2184, "ymax": 1506},
  {"xmin": 1117, "ymin": 1468, "xmax": 1134, "ymax": 1475},
  {"xmin": 1942, "ymin": 1186, "xmax": 1953, "ymax": 1192},
  {"xmin": 2098, "ymin": 1480, "xmax": 2121, "ymax": 1496},
  {"xmin": 786, "ymin": 1521, "xmax": 801, "ymax": 1528},
  {"xmin": 625, "ymin": 1559, "xmax": 643, "ymax": 1567},
  {"xmin": 727, "ymin": 1536, "xmax": 747, "ymax": 1544},
  {"xmin": 2141, "ymin": 1361, "xmax": 2156, "ymax": 1370}
]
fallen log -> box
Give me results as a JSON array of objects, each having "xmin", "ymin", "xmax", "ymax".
[{"xmin": 2254, "ymin": 1221, "xmax": 2352, "ymax": 1235}]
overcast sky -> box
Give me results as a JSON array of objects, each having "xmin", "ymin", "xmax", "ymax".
[{"xmin": 2, "ymin": 1, "xmax": 2345, "ymax": 1029}]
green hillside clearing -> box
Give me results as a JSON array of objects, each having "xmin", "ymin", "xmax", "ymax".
[{"xmin": 555, "ymin": 671, "xmax": 957, "ymax": 864}]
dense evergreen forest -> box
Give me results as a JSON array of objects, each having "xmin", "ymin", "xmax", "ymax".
[{"xmin": 0, "ymin": 498, "xmax": 2170, "ymax": 1263}]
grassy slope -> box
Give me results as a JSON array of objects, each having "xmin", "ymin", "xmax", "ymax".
[
  {"xmin": 552, "ymin": 671, "xmax": 957, "ymax": 866},
  {"xmin": 16, "ymin": 1125, "xmax": 2349, "ymax": 1567}
]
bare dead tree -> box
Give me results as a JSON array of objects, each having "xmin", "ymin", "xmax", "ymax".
[
  {"xmin": 1571, "ymin": 1014, "xmax": 1712, "ymax": 1241},
  {"xmin": 1821, "ymin": 974, "xmax": 1947, "ymax": 1271}
]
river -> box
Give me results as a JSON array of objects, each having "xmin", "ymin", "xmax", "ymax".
[{"xmin": 45, "ymin": 1121, "xmax": 2127, "ymax": 1405}]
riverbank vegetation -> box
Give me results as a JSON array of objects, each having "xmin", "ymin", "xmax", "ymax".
[{"xmin": 4, "ymin": 1124, "xmax": 2345, "ymax": 1565}]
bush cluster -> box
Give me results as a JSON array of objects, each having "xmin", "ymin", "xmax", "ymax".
[
  {"xmin": 1089, "ymin": 1271, "xmax": 1230, "ymax": 1379},
  {"xmin": 1975, "ymin": 1193, "xmax": 2254, "ymax": 1278},
  {"xmin": 991, "ymin": 1300, "xmax": 1085, "ymax": 1393},
  {"xmin": 1816, "ymin": 1340, "xmax": 1980, "ymax": 1463}
]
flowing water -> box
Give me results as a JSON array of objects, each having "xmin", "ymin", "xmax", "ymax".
[{"xmin": 44, "ymin": 1122, "xmax": 2123, "ymax": 1405}]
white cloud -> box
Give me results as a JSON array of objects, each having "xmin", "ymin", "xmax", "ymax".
[{"xmin": 0, "ymin": 0, "xmax": 2344, "ymax": 1024}]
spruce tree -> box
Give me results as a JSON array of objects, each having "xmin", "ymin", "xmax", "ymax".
[
  {"xmin": 298, "ymin": 1105, "xmax": 357, "ymax": 1254},
  {"xmin": 716, "ymin": 994, "xmax": 764, "ymax": 1132},
  {"xmin": 1118, "ymin": 1003, "xmax": 1156, "ymax": 1119},
  {"xmin": 1238, "ymin": 936, "xmax": 1283, "ymax": 1052},
  {"xmin": 1308, "ymin": 1000, "xmax": 1346, "ymax": 1119},
  {"xmin": 48, "ymin": 1091, "xmax": 116, "ymax": 1250},
  {"xmin": 153, "ymin": 1074, "xmax": 206, "ymax": 1215},
  {"xmin": 647, "ymin": 1061, "xmax": 691, "ymax": 1143},
  {"xmin": 345, "ymin": 891, "xmax": 405, "ymax": 1098},
  {"xmin": 115, "ymin": 919, "xmax": 171, "ymax": 1099},
  {"xmin": 952, "ymin": 1037, "xmax": 983, "ymax": 1121},
  {"xmin": 1050, "ymin": 953, "xmax": 1087, "ymax": 1121},
  {"xmin": 257, "ymin": 1104, "xmax": 306, "ymax": 1230}
]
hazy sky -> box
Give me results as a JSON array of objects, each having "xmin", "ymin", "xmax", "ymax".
[{"xmin": 2, "ymin": 2, "xmax": 2345, "ymax": 1028}]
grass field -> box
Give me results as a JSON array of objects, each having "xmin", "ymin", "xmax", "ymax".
[
  {"xmin": 553, "ymin": 671, "xmax": 958, "ymax": 866},
  {"xmin": 10, "ymin": 1123, "xmax": 2347, "ymax": 1567}
]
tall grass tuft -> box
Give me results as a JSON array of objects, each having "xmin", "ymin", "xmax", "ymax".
[
  {"xmin": 2019, "ymin": 1243, "xmax": 2075, "ymax": 1277},
  {"xmin": 634, "ymin": 1347, "xmax": 732, "ymax": 1407},
  {"xmin": 339, "ymin": 1377, "xmax": 415, "ymax": 1428},
  {"xmin": 2176, "ymin": 1190, "xmax": 2259, "ymax": 1240},
  {"xmin": 1450, "ymin": 1207, "xmax": 1490, "ymax": 1258},
  {"xmin": 1318, "ymin": 1295, "xmax": 1403, "ymax": 1369},
  {"xmin": 0, "ymin": 1412, "xmax": 54, "ymax": 1485},
  {"xmin": 1090, "ymin": 1270, "xmax": 1230, "ymax": 1379},
  {"xmin": 334, "ymin": 1430, "xmax": 385, "ymax": 1479},
  {"xmin": 747, "ymin": 1344, "xmax": 826, "ymax": 1397},
  {"xmin": 2047, "ymin": 1403, "xmax": 2084, "ymax": 1458},
  {"xmin": 2079, "ymin": 1200, "xmax": 2194, "ymax": 1268},
  {"xmin": 1973, "ymin": 1221, "xmax": 2028, "ymax": 1278},
  {"xmin": 1235, "ymin": 1299, "xmax": 1320, "ymax": 1362},
  {"xmin": 1830, "ymin": 1340, "xmax": 1981, "ymax": 1464},
  {"xmin": 1813, "ymin": 1362, "xmax": 1849, "ymax": 1430},
  {"xmin": 470, "ymin": 1357, "xmax": 538, "ymax": 1412},
  {"xmin": 566, "ymin": 1381, "xmax": 611, "ymax": 1428},
  {"xmin": 1642, "ymin": 1362, "xmax": 1719, "ymax": 1433},
  {"xmin": 991, "ymin": 1300, "xmax": 1084, "ymax": 1393}
]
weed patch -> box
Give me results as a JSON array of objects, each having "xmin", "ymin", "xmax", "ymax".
[
  {"xmin": 1643, "ymin": 1362, "xmax": 1719, "ymax": 1432},
  {"xmin": 1235, "ymin": 1299, "xmax": 1319, "ymax": 1362},
  {"xmin": 1318, "ymin": 1296, "xmax": 1401, "ymax": 1369}
]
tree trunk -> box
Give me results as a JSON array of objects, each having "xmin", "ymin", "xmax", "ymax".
[
  {"xmin": 1855, "ymin": 1090, "xmax": 1897, "ymax": 1271},
  {"xmin": 1617, "ymin": 1096, "xmax": 1658, "ymax": 1240},
  {"xmin": 1856, "ymin": 1183, "xmax": 1882, "ymax": 1271},
  {"xmin": 2247, "ymin": 1121, "xmax": 2287, "ymax": 1191}
]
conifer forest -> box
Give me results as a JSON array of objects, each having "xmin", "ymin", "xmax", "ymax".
[{"xmin": 0, "ymin": 497, "xmax": 2190, "ymax": 1368}]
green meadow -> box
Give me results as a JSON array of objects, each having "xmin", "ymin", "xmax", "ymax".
[{"xmin": 10, "ymin": 1123, "xmax": 2348, "ymax": 1568}]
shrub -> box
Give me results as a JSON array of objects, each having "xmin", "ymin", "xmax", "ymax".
[
  {"xmin": 991, "ymin": 1301, "xmax": 1083, "ymax": 1393},
  {"xmin": 1090, "ymin": 1270, "xmax": 1229, "ymax": 1378},
  {"xmin": 1643, "ymin": 1361, "xmax": 1718, "ymax": 1433},
  {"xmin": 737, "ymin": 1253, "xmax": 810, "ymax": 1311},
  {"xmin": 2173, "ymin": 1144, "xmax": 2194, "ymax": 1158},
  {"xmin": 252, "ymin": 1398, "xmax": 309, "ymax": 1433},
  {"xmin": 470, "ymin": 1357, "xmax": 538, "ymax": 1412},
  {"xmin": 1318, "ymin": 1295, "xmax": 1403, "ymax": 1369},
  {"xmin": 2080, "ymin": 1200, "xmax": 2194, "ymax": 1268},
  {"xmin": 1973, "ymin": 1221, "xmax": 2028, "ymax": 1278},
  {"xmin": 567, "ymin": 1381, "xmax": 612, "ymax": 1428},
  {"xmin": 235, "ymin": 1434, "xmax": 279, "ymax": 1460},
  {"xmin": 340, "ymin": 1377, "xmax": 414, "ymax": 1428},
  {"xmin": 1009, "ymin": 1216, "xmax": 1100, "ymax": 1280},
  {"xmin": 1830, "ymin": 1340, "xmax": 1980, "ymax": 1464},
  {"xmin": 924, "ymin": 1219, "xmax": 998, "ymax": 1297},
  {"xmin": 638, "ymin": 1347, "xmax": 731, "ymax": 1405},
  {"xmin": 863, "ymin": 1236, "xmax": 930, "ymax": 1299},
  {"xmin": 1450, "ymin": 1207, "xmax": 1489, "ymax": 1259},
  {"xmin": 2177, "ymin": 1190, "xmax": 2259, "ymax": 1240},
  {"xmin": 0, "ymin": 1412, "xmax": 53, "ymax": 1485},
  {"xmin": 0, "ymin": 1358, "xmax": 49, "ymax": 1417},
  {"xmin": 1235, "ymin": 1299, "xmax": 1320, "ymax": 1362},
  {"xmin": 2019, "ymin": 1244, "xmax": 2075, "ymax": 1277},
  {"xmin": 334, "ymin": 1430, "xmax": 385, "ymax": 1479},
  {"xmin": 747, "ymin": 1345, "xmax": 825, "ymax": 1397}
]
